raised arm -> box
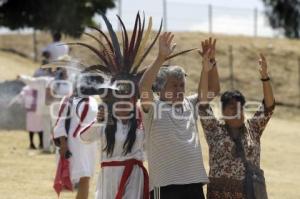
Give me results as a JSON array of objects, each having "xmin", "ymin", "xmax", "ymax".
[
  {"xmin": 197, "ymin": 38, "xmax": 220, "ymax": 102},
  {"xmin": 199, "ymin": 44, "xmax": 213, "ymax": 104},
  {"xmin": 18, "ymin": 74, "xmax": 48, "ymax": 86},
  {"xmin": 259, "ymin": 53, "xmax": 275, "ymax": 108},
  {"xmin": 139, "ymin": 32, "xmax": 176, "ymax": 112},
  {"xmin": 18, "ymin": 75, "xmax": 37, "ymax": 85},
  {"xmin": 247, "ymin": 54, "xmax": 275, "ymax": 138}
]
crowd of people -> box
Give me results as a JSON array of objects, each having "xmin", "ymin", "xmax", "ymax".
[{"xmin": 15, "ymin": 15, "xmax": 275, "ymax": 199}]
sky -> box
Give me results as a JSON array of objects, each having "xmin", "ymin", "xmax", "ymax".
[
  {"xmin": 97, "ymin": 0, "xmax": 276, "ymax": 37},
  {"xmin": 1, "ymin": 0, "xmax": 278, "ymax": 37}
]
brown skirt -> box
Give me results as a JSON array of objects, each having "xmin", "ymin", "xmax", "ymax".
[{"xmin": 207, "ymin": 177, "xmax": 246, "ymax": 199}]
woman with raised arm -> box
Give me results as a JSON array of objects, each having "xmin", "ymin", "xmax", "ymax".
[
  {"xmin": 199, "ymin": 51, "xmax": 275, "ymax": 199},
  {"xmin": 139, "ymin": 34, "xmax": 220, "ymax": 199}
]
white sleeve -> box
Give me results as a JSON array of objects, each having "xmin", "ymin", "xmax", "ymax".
[
  {"xmin": 77, "ymin": 97, "xmax": 103, "ymax": 143},
  {"xmin": 19, "ymin": 75, "xmax": 36, "ymax": 85},
  {"xmin": 53, "ymin": 99, "xmax": 69, "ymax": 138},
  {"xmin": 19, "ymin": 75, "xmax": 48, "ymax": 86},
  {"xmin": 79, "ymin": 122, "xmax": 106, "ymax": 143}
]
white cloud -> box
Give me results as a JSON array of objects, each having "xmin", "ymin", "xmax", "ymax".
[{"xmin": 188, "ymin": 14, "xmax": 276, "ymax": 37}]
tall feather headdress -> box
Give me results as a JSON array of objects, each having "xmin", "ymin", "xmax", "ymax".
[{"xmin": 66, "ymin": 12, "xmax": 196, "ymax": 97}]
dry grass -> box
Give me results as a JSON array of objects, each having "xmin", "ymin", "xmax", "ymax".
[
  {"xmin": 0, "ymin": 32, "xmax": 300, "ymax": 198},
  {"xmin": 0, "ymin": 130, "xmax": 98, "ymax": 199},
  {"xmin": 0, "ymin": 115, "xmax": 300, "ymax": 199},
  {"xmin": 0, "ymin": 51, "xmax": 38, "ymax": 81},
  {"xmin": 1, "ymin": 32, "xmax": 300, "ymax": 106}
]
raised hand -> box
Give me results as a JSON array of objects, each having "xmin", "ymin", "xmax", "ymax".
[
  {"xmin": 258, "ymin": 53, "xmax": 269, "ymax": 79},
  {"xmin": 97, "ymin": 105, "xmax": 106, "ymax": 122},
  {"xmin": 158, "ymin": 32, "xmax": 176, "ymax": 60},
  {"xmin": 199, "ymin": 37, "xmax": 217, "ymax": 61}
]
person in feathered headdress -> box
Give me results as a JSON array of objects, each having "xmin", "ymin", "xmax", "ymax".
[{"xmin": 74, "ymin": 12, "xmax": 196, "ymax": 199}]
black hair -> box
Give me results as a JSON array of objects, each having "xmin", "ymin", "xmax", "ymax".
[
  {"xmin": 52, "ymin": 32, "xmax": 62, "ymax": 41},
  {"xmin": 103, "ymin": 107, "xmax": 137, "ymax": 157},
  {"xmin": 221, "ymin": 90, "xmax": 246, "ymax": 110}
]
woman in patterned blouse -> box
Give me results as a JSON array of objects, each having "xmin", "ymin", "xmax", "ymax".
[{"xmin": 198, "ymin": 47, "xmax": 275, "ymax": 199}]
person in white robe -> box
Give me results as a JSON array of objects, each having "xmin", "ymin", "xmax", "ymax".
[
  {"xmin": 18, "ymin": 74, "xmax": 55, "ymax": 152},
  {"xmin": 79, "ymin": 96, "xmax": 148, "ymax": 199},
  {"xmin": 13, "ymin": 85, "xmax": 43, "ymax": 149},
  {"xmin": 53, "ymin": 96, "xmax": 98, "ymax": 199}
]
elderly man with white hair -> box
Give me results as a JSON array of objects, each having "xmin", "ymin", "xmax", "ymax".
[{"xmin": 139, "ymin": 33, "xmax": 220, "ymax": 199}]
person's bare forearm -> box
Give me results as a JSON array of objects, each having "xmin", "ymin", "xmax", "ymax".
[
  {"xmin": 59, "ymin": 136, "xmax": 67, "ymax": 147},
  {"xmin": 258, "ymin": 54, "xmax": 275, "ymax": 108},
  {"xmin": 208, "ymin": 65, "xmax": 220, "ymax": 98},
  {"xmin": 139, "ymin": 56, "xmax": 165, "ymax": 96},
  {"xmin": 199, "ymin": 49, "xmax": 211, "ymax": 103},
  {"xmin": 139, "ymin": 32, "xmax": 175, "ymax": 111},
  {"xmin": 261, "ymin": 76, "xmax": 275, "ymax": 108},
  {"xmin": 198, "ymin": 38, "xmax": 220, "ymax": 101},
  {"xmin": 199, "ymin": 70, "xmax": 209, "ymax": 103}
]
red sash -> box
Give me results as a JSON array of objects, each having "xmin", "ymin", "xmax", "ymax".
[{"xmin": 101, "ymin": 159, "xmax": 149, "ymax": 199}]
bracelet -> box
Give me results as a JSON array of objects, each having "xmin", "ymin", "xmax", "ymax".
[
  {"xmin": 261, "ymin": 77, "xmax": 270, "ymax": 81},
  {"xmin": 209, "ymin": 58, "xmax": 217, "ymax": 67}
]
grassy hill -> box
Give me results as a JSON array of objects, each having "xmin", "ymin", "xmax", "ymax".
[
  {"xmin": 1, "ymin": 31, "xmax": 300, "ymax": 120},
  {"xmin": 1, "ymin": 31, "xmax": 300, "ymax": 106}
]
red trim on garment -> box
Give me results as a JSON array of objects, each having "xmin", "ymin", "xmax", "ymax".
[
  {"xmin": 101, "ymin": 159, "xmax": 149, "ymax": 199},
  {"xmin": 52, "ymin": 97, "xmax": 70, "ymax": 140},
  {"xmin": 79, "ymin": 119, "xmax": 96, "ymax": 135},
  {"xmin": 54, "ymin": 97, "xmax": 70, "ymax": 127},
  {"xmin": 72, "ymin": 98, "xmax": 90, "ymax": 137}
]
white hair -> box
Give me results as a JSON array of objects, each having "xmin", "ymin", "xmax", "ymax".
[{"xmin": 153, "ymin": 65, "xmax": 187, "ymax": 92}]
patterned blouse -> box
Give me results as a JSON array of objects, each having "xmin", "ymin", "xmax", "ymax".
[{"xmin": 199, "ymin": 101, "xmax": 275, "ymax": 199}]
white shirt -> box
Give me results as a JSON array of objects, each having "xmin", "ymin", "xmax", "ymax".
[
  {"xmin": 142, "ymin": 95, "xmax": 209, "ymax": 190},
  {"xmin": 42, "ymin": 41, "xmax": 69, "ymax": 61}
]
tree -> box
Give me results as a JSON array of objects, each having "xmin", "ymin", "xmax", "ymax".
[
  {"xmin": 262, "ymin": 0, "xmax": 300, "ymax": 38},
  {"xmin": 0, "ymin": 0, "xmax": 116, "ymax": 38}
]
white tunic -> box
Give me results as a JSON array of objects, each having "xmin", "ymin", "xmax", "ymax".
[
  {"xmin": 19, "ymin": 75, "xmax": 55, "ymax": 151},
  {"xmin": 53, "ymin": 96, "xmax": 98, "ymax": 185},
  {"xmin": 19, "ymin": 86, "xmax": 43, "ymax": 132},
  {"xmin": 19, "ymin": 75, "xmax": 54, "ymax": 115},
  {"xmin": 80, "ymin": 119, "xmax": 145, "ymax": 199}
]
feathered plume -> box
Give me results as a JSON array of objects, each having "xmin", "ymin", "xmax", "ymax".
[{"xmin": 46, "ymin": 12, "xmax": 196, "ymax": 97}]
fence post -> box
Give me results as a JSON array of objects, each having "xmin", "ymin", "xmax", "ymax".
[
  {"xmin": 163, "ymin": 0, "xmax": 168, "ymax": 31},
  {"xmin": 298, "ymin": 57, "xmax": 300, "ymax": 107},
  {"xmin": 33, "ymin": 29, "xmax": 37, "ymax": 62},
  {"xmin": 208, "ymin": 4, "xmax": 213, "ymax": 34},
  {"xmin": 118, "ymin": 0, "xmax": 122, "ymax": 32},
  {"xmin": 254, "ymin": 7, "xmax": 258, "ymax": 37},
  {"xmin": 229, "ymin": 45, "xmax": 234, "ymax": 90}
]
